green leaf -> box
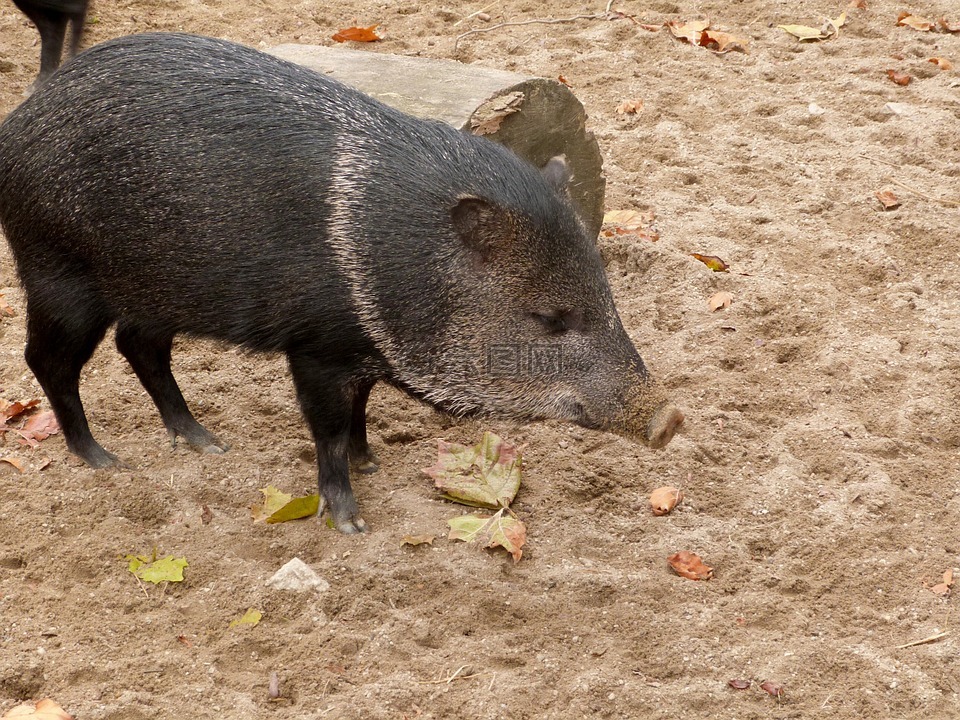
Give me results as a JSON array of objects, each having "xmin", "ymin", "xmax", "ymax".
[
  {"xmin": 424, "ymin": 432, "xmax": 522, "ymax": 509},
  {"xmin": 251, "ymin": 485, "xmax": 319, "ymax": 523},
  {"xmin": 229, "ymin": 608, "xmax": 263, "ymax": 628},
  {"xmin": 447, "ymin": 508, "xmax": 526, "ymax": 562},
  {"xmin": 126, "ymin": 554, "xmax": 188, "ymax": 583}
]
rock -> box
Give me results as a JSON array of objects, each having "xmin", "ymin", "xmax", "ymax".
[{"xmin": 265, "ymin": 557, "xmax": 330, "ymax": 592}]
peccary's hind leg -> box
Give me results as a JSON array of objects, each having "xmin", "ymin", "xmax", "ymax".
[
  {"xmin": 115, "ymin": 321, "xmax": 228, "ymax": 455},
  {"xmin": 349, "ymin": 379, "xmax": 380, "ymax": 474},
  {"xmin": 14, "ymin": 3, "xmax": 68, "ymax": 85},
  {"xmin": 66, "ymin": 6, "xmax": 87, "ymax": 59},
  {"xmin": 24, "ymin": 295, "xmax": 116, "ymax": 467},
  {"xmin": 288, "ymin": 354, "xmax": 366, "ymax": 534}
]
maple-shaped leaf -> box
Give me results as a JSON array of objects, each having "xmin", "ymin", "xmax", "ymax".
[
  {"xmin": 691, "ymin": 253, "xmax": 730, "ymax": 272},
  {"xmin": 667, "ymin": 550, "xmax": 713, "ymax": 580},
  {"xmin": 332, "ymin": 24, "xmax": 382, "ymax": 42},
  {"xmin": 251, "ymin": 485, "xmax": 319, "ymax": 523},
  {"xmin": 1, "ymin": 699, "xmax": 73, "ymax": 720},
  {"xmin": 126, "ymin": 553, "xmax": 188, "ymax": 583},
  {"xmin": 448, "ymin": 508, "xmax": 526, "ymax": 562},
  {"xmin": 14, "ymin": 411, "xmax": 60, "ymax": 447},
  {"xmin": 896, "ymin": 12, "xmax": 934, "ymax": 31},
  {"xmin": 229, "ymin": 608, "xmax": 263, "ymax": 628},
  {"xmin": 424, "ymin": 432, "xmax": 521, "ymax": 509},
  {"xmin": 667, "ymin": 19, "xmax": 709, "ymax": 44},
  {"xmin": 0, "ymin": 398, "xmax": 40, "ymax": 423}
]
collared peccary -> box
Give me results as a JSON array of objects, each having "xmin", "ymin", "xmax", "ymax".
[
  {"xmin": 0, "ymin": 33, "xmax": 684, "ymax": 533},
  {"xmin": 10, "ymin": 0, "xmax": 90, "ymax": 87}
]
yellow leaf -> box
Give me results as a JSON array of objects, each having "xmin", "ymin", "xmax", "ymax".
[
  {"xmin": 778, "ymin": 24, "xmax": 829, "ymax": 41},
  {"xmin": 229, "ymin": 608, "xmax": 263, "ymax": 628}
]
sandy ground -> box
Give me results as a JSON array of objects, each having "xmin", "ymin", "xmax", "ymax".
[{"xmin": 1, "ymin": 0, "xmax": 959, "ymax": 718}]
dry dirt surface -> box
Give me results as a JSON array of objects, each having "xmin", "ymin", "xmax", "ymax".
[{"xmin": 1, "ymin": 1, "xmax": 959, "ymax": 718}]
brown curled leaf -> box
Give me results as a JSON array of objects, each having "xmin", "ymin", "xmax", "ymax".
[
  {"xmin": 761, "ymin": 681, "xmax": 785, "ymax": 698},
  {"xmin": 332, "ymin": 24, "xmax": 382, "ymax": 43},
  {"xmin": 667, "ymin": 551, "xmax": 713, "ymax": 580},
  {"xmin": 650, "ymin": 486, "xmax": 683, "ymax": 515},
  {"xmin": 886, "ymin": 69, "xmax": 912, "ymax": 85},
  {"xmin": 875, "ymin": 190, "xmax": 900, "ymax": 209},
  {"xmin": 728, "ymin": 678, "xmax": 751, "ymax": 689}
]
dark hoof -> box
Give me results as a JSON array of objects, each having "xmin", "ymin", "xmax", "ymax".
[
  {"xmin": 75, "ymin": 445, "xmax": 125, "ymax": 469},
  {"xmin": 319, "ymin": 497, "xmax": 369, "ymax": 534},
  {"xmin": 336, "ymin": 516, "xmax": 369, "ymax": 534},
  {"xmin": 352, "ymin": 459, "xmax": 380, "ymax": 474},
  {"xmin": 168, "ymin": 427, "xmax": 230, "ymax": 454}
]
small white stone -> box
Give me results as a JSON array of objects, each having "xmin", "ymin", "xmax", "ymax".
[{"xmin": 266, "ymin": 557, "xmax": 330, "ymax": 592}]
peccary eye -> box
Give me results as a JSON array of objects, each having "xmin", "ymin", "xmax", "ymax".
[{"xmin": 532, "ymin": 309, "xmax": 584, "ymax": 334}]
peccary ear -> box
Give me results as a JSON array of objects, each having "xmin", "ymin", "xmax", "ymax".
[
  {"xmin": 451, "ymin": 195, "xmax": 515, "ymax": 258},
  {"xmin": 540, "ymin": 155, "xmax": 571, "ymax": 195}
]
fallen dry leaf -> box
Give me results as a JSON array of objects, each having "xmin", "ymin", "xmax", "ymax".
[
  {"xmin": 400, "ymin": 534, "xmax": 436, "ymax": 547},
  {"xmin": 0, "ymin": 293, "xmax": 14, "ymax": 318},
  {"xmin": 667, "ymin": 551, "xmax": 713, "ymax": 580},
  {"xmin": 700, "ymin": 29, "xmax": 749, "ymax": 53},
  {"xmin": 616, "ymin": 99, "xmax": 643, "ymax": 114},
  {"xmin": 14, "ymin": 411, "xmax": 61, "ymax": 447},
  {"xmin": 896, "ymin": 12, "xmax": 934, "ymax": 31},
  {"xmin": 928, "ymin": 57, "xmax": 954, "ymax": 69},
  {"xmin": 0, "ymin": 457, "xmax": 25, "ymax": 473},
  {"xmin": 602, "ymin": 209, "xmax": 659, "ymax": 241},
  {"xmin": 667, "ymin": 19, "xmax": 709, "ymax": 44},
  {"xmin": 332, "ymin": 24, "xmax": 382, "ymax": 43},
  {"xmin": 886, "ymin": 69, "xmax": 912, "ymax": 85},
  {"xmin": 1, "ymin": 699, "xmax": 73, "ymax": 720},
  {"xmin": 649, "ymin": 486, "xmax": 683, "ymax": 516},
  {"xmin": 709, "ymin": 291, "xmax": 734, "ymax": 312},
  {"xmin": 691, "ymin": 253, "xmax": 730, "ymax": 272},
  {"xmin": 848, "ymin": 0, "xmax": 866, "ymax": 8},
  {"xmin": 778, "ymin": 23, "xmax": 832, "ymax": 41},
  {"xmin": 761, "ymin": 681, "xmax": 785, "ymax": 698},
  {"xmin": 728, "ymin": 678, "xmax": 751, "ymax": 690},
  {"xmin": 557, "ymin": 75, "xmax": 571, "ymax": 87},
  {"xmin": 941, "ymin": 18, "xmax": 960, "ymax": 33},
  {"xmin": 876, "ymin": 190, "xmax": 900, "ymax": 209},
  {"xmin": 639, "ymin": 22, "xmax": 663, "ymax": 32},
  {"xmin": 930, "ymin": 567, "xmax": 954, "ymax": 596},
  {"xmin": 0, "ymin": 398, "xmax": 40, "ymax": 423}
]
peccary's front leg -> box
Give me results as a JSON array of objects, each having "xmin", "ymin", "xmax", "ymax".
[{"xmin": 287, "ymin": 355, "xmax": 367, "ymax": 534}]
